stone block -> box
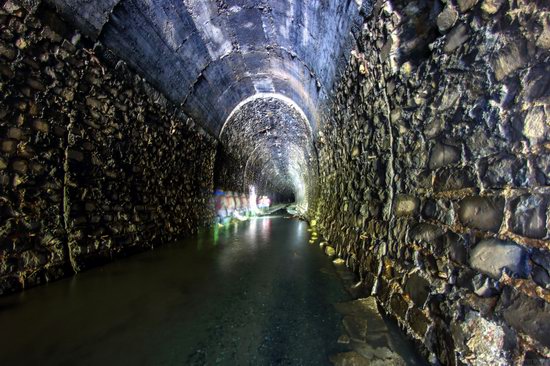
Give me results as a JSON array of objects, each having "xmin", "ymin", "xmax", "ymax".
[
  {"xmin": 480, "ymin": 154, "xmax": 526, "ymax": 188},
  {"xmin": 531, "ymin": 249, "xmax": 550, "ymax": 272},
  {"xmin": 390, "ymin": 293, "xmax": 409, "ymax": 319},
  {"xmin": 67, "ymin": 149, "xmax": 84, "ymax": 162},
  {"xmin": 11, "ymin": 159, "xmax": 27, "ymax": 174},
  {"xmin": 532, "ymin": 265, "xmax": 550, "ymax": 290},
  {"xmin": 429, "ymin": 142, "xmax": 460, "ymax": 169},
  {"xmin": 444, "ymin": 23, "xmax": 470, "ymax": 53},
  {"xmin": 434, "ymin": 167, "xmax": 475, "ymax": 192},
  {"xmin": 531, "ymin": 249, "xmax": 550, "ymax": 289},
  {"xmin": 0, "ymin": 41, "xmax": 17, "ymax": 60},
  {"xmin": 377, "ymin": 276, "xmax": 392, "ymax": 304},
  {"xmin": 409, "ymin": 223, "xmax": 445, "ymax": 245},
  {"xmin": 421, "ymin": 199, "xmax": 453, "ymax": 225},
  {"xmin": 509, "ymin": 194, "xmax": 547, "ymax": 239},
  {"xmin": 454, "ymin": 311, "xmax": 513, "ymax": 365},
  {"xmin": 1, "ymin": 139, "xmax": 17, "ymax": 153},
  {"xmin": 458, "ymin": 196, "xmax": 504, "ymax": 232},
  {"xmin": 523, "ymin": 64, "xmax": 550, "ymax": 103},
  {"xmin": 481, "ymin": 0, "xmax": 505, "ymax": 14},
  {"xmin": 446, "ymin": 231, "xmax": 468, "ymax": 265},
  {"xmin": 535, "ymin": 154, "xmax": 550, "ymax": 185},
  {"xmin": 472, "ymin": 273, "xmax": 501, "ymax": 297},
  {"xmin": 498, "ymin": 287, "xmax": 550, "ymax": 348},
  {"xmin": 470, "ymin": 238, "xmax": 529, "ymax": 279},
  {"xmin": 394, "ymin": 194, "xmax": 419, "ymax": 217},
  {"xmin": 457, "ymin": 0, "xmax": 478, "ymax": 12},
  {"xmin": 404, "ymin": 272, "xmax": 431, "ymax": 308},
  {"xmin": 437, "ymin": 5, "xmax": 458, "ymax": 33},
  {"xmin": 493, "ymin": 39, "xmax": 528, "ymax": 81},
  {"xmin": 523, "ymin": 106, "xmax": 547, "ymax": 143},
  {"xmin": 408, "ymin": 306, "xmax": 430, "ymax": 337},
  {"xmin": 6, "ymin": 127, "xmax": 23, "ymax": 140}
]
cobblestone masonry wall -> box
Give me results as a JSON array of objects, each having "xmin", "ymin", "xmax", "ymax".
[
  {"xmin": 0, "ymin": 1, "xmax": 217, "ymax": 295},
  {"xmin": 312, "ymin": 0, "xmax": 550, "ymax": 364}
]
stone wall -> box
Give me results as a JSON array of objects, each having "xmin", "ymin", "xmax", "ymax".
[
  {"xmin": 312, "ymin": 0, "xmax": 550, "ymax": 364},
  {"xmin": 0, "ymin": 1, "xmax": 217, "ymax": 295}
]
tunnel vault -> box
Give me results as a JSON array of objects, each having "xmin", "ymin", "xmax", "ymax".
[{"xmin": 46, "ymin": 0, "xmax": 361, "ymax": 134}]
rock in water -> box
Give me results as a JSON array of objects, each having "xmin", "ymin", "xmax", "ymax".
[
  {"xmin": 342, "ymin": 315, "xmax": 368, "ymax": 343},
  {"xmin": 329, "ymin": 351, "xmax": 370, "ymax": 366}
]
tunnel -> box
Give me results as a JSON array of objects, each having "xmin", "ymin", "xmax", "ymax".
[{"xmin": 0, "ymin": 0, "xmax": 549, "ymax": 364}]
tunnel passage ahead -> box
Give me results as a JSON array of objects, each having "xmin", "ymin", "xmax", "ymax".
[
  {"xmin": 2, "ymin": 0, "xmax": 550, "ymax": 365},
  {"xmin": 43, "ymin": 0, "xmax": 362, "ymax": 204},
  {"xmin": 219, "ymin": 95, "xmax": 317, "ymax": 206},
  {"xmin": 0, "ymin": 0, "xmax": 363, "ymax": 295}
]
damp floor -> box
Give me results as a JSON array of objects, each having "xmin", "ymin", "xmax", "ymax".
[{"xmin": 0, "ymin": 215, "xmax": 427, "ymax": 365}]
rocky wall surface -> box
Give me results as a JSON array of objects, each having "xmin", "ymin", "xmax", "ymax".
[
  {"xmin": 312, "ymin": 0, "xmax": 550, "ymax": 364},
  {"xmin": 214, "ymin": 147, "xmax": 246, "ymax": 194},
  {"xmin": 0, "ymin": 1, "xmax": 217, "ymax": 295}
]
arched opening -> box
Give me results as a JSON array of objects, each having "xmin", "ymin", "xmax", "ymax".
[{"xmin": 216, "ymin": 94, "xmax": 318, "ymax": 212}]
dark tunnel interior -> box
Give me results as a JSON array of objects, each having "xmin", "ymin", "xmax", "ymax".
[
  {"xmin": 67, "ymin": 0, "xmax": 360, "ymax": 207},
  {"xmin": 1, "ymin": 0, "xmax": 550, "ymax": 364}
]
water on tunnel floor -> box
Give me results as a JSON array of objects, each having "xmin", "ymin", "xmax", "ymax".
[{"xmin": 0, "ymin": 216, "xmax": 426, "ymax": 366}]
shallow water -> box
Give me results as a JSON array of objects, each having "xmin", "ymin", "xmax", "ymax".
[{"xmin": 0, "ymin": 216, "xmax": 426, "ymax": 365}]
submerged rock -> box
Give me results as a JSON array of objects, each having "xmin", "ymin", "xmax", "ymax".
[
  {"xmin": 335, "ymin": 297, "xmax": 380, "ymax": 317},
  {"xmin": 352, "ymin": 342, "xmax": 406, "ymax": 366},
  {"xmin": 337, "ymin": 334, "xmax": 351, "ymax": 344},
  {"xmin": 329, "ymin": 351, "xmax": 370, "ymax": 366},
  {"xmin": 343, "ymin": 315, "xmax": 368, "ymax": 343}
]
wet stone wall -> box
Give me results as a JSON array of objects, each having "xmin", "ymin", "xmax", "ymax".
[
  {"xmin": 313, "ymin": 0, "xmax": 550, "ymax": 364},
  {"xmin": 0, "ymin": 2, "xmax": 217, "ymax": 295}
]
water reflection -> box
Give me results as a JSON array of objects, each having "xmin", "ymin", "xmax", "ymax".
[
  {"xmin": 215, "ymin": 217, "xmax": 273, "ymax": 274},
  {"xmin": 0, "ymin": 216, "xmax": 422, "ymax": 366},
  {"xmin": 211, "ymin": 224, "xmax": 219, "ymax": 248}
]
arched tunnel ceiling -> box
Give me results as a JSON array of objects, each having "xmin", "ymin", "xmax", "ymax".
[
  {"xmin": 220, "ymin": 96, "xmax": 312, "ymax": 163},
  {"xmin": 47, "ymin": 0, "xmax": 362, "ymax": 135},
  {"xmin": 46, "ymin": 0, "xmax": 363, "ymax": 201}
]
